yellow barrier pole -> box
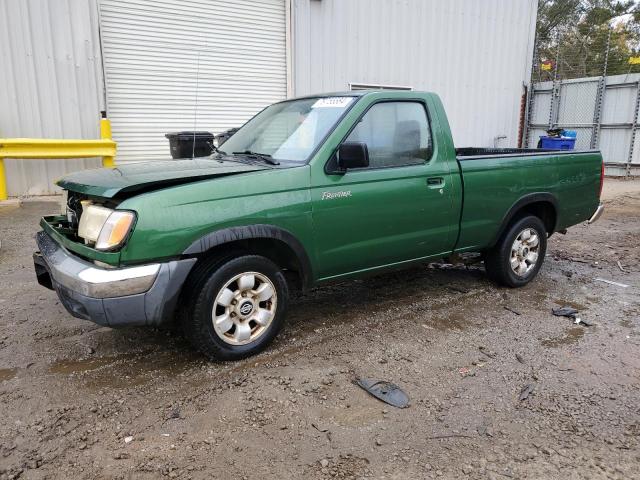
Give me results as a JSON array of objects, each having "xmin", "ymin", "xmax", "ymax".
[
  {"xmin": 100, "ymin": 118, "xmax": 115, "ymax": 168},
  {"xmin": 0, "ymin": 158, "xmax": 7, "ymax": 201}
]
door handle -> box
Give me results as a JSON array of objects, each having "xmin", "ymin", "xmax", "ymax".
[{"xmin": 426, "ymin": 177, "xmax": 445, "ymax": 188}]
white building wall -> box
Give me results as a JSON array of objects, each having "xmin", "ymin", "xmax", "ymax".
[
  {"xmin": 1, "ymin": 0, "xmax": 538, "ymax": 196},
  {"xmin": 0, "ymin": 0, "xmax": 104, "ymax": 196},
  {"xmin": 292, "ymin": 0, "xmax": 538, "ymax": 148}
]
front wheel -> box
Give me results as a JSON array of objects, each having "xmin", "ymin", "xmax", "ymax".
[
  {"xmin": 184, "ymin": 255, "xmax": 289, "ymax": 361},
  {"xmin": 484, "ymin": 215, "xmax": 547, "ymax": 288}
]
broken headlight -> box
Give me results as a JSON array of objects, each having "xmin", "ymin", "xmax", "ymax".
[{"xmin": 78, "ymin": 203, "xmax": 136, "ymax": 251}]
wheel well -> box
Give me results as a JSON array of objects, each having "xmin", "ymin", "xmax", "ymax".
[
  {"xmin": 491, "ymin": 199, "xmax": 557, "ymax": 248},
  {"xmin": 193, "ymin": 238, "xmax": 306, "ymax": 291},
  {"xmin": 514, "ymin": 201, "xmax": 557, "ymax": 233}
]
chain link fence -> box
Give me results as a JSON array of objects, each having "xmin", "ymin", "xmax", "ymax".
[{"xmin": 524, "ymin": 25, "xmax": 640, "ymax": 176}]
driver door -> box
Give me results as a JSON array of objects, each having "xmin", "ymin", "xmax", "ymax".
[{"xmin": 311, "ymin": 100, "xmax": 456, "ymax": 280}]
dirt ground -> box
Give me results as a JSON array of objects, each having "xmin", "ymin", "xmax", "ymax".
[{"xmin": 1, "ymin": 179, "xmax": 639, "ymax": 480}]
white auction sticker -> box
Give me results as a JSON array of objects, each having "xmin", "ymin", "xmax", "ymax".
[{"xmin": 311, "ymin": 97, "xmax": 353, "ymax": 108}]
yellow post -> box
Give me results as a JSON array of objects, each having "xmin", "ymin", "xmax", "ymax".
[
  {"xmin": 0, "ymin": 158, "xmax": 7, "ymax": 201},
  {"xmin": 100, "ymin": 118, "xmax": 115, "ymax": 168}
]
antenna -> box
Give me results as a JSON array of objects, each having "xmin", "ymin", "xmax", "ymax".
[{"xmin": 192, "ymin": 49, "xmax": 201, "ymax": 158}]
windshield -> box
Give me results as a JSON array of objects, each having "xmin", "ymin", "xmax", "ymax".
[{"xmin": 219, "ymin": 96, "xmax": 356, "ymax": 163}]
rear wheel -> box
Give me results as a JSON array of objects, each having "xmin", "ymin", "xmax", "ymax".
[
  {"xmin": 484, "ymin": 215, "xmax": 547, "ymax": 287},
  {"xmin": 183, "ymin": 254, "xmax": 289, "ymax": 360}
]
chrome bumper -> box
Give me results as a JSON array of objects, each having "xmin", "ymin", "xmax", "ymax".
[
  {"xmin": 34, "ymin": 231, "xmax": 195, "ymax": 327},
  {"xmin": 35, "ymin": 231, "xmax": 160, "ymax": 298},
  {"xmin": 588, "ymin": 203, "xmax": 604, "ymax": 224}
]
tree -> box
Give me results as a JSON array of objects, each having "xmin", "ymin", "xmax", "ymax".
[{"xmin": 535, "ymin": 0, "xmax": 640, "ymax": 80}]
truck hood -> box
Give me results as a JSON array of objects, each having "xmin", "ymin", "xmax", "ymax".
[{"xmin": 57, "ymin": 158, "xmax": 269, "ymax": 198}]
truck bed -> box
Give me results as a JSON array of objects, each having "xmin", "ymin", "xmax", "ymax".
[
  {"xmin": 452, "ymin": 148, "xmax": 602, "ymax": 253},
  {"xmin": 455, "ymin": 147, "xmax": 590, "ymax": 158}
]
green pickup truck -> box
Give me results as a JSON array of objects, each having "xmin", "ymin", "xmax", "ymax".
[{"xmin": 33, "ymin": 91, "xmax": 604, "ymax": 360}]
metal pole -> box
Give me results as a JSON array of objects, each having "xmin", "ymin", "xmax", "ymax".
[
  {"xmin": 549, "ymin": 35, "xmax": 561, "ymax": 129},
  {"xmin": 603, "ymin": 25, "xmax": 612, "ymax": 78},
  {"xmin": 192, "ymin": 50, "xmax": 201, "ymax": 159},
  {"xmin": 591, "ymin": 77, "xmax": 605, "ymax": 149},
  {"xmin": 100, "ymin": 117, "xmax": 115, "ymax": 168},
  {"xmin": 0, "ymin": 159, "xmax": 7, "ymax": 201},
  {"xmin": 627, "ymin": 82, "xmax": 640, "ymax": 176},
  {"xmin": 591, "ymin": 27, "xmax": 611, "ymax": 149},
  {"xmin": 524, "ymin": 37, "xmax": 539, "ymax": 148}
]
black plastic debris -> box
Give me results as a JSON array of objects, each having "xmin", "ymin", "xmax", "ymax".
[
  {"xmin": 552, "ymin": 307, "xmax": 578, "ymax": 317},
  {"xmin": 552, "ymin": 306, "xmax": 593, "ymax": 327},
  {"xmin": 356, "ymin": 378, "xmax": 410, "ymax": 408}
]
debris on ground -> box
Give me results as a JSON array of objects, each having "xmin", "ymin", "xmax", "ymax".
[
  {"xmin": 477, "ymin": 425, "xmax": 495, "ymax": 437},
  {"xmin": 311, "ymin": 422, "xmax": 329, "ymax": 433},
  {"xmin": 311, "ymin": 422, "xmax": 332, "ymax": 443},
  {"xmin": 164, "ymin": 407, "xmax": 181, "ymax": 422},
  {"xmin": 518, "ymin": 384, "xmax": 535, "ymax": 401},
  {"xmin": 617, "ymin": 261, "xmax": 626, "ymax": 273},
  {"xmin": 355, "ymin": 378, "xmax": 409, "ymax": 408},
  {"xmin": 594, "ymin": 277, "xmax": 630, "ymax": 288},
  {"xmin": 552, "ymin": 307, "xmax": 593, "ymax": 327},
  {"xmin": 552, "ymin": 307, "xmax": 579, "ymax": 318},
  {"xmin": 504, "ymin": 306, "xmax": 521, "ymax": 315},
  {"xmin": 515, "ymin": 353, "xmax": 526, "ymax": 364},
  {"xmin": 573, "ymin": 317, "xmax": 593, "ymax": 327},
  {"xmin": 478, "ymin": 346, "xmax": 497, "ymax": 358}
]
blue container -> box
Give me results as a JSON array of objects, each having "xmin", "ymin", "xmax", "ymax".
[{"xmin": 539, "ymin": 136, "xmax": 576, "ymax": 150}]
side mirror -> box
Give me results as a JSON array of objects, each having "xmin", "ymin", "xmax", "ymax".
[{"xmin": 337, "ymin": 142, "xmax": 369, "ymax": 170}]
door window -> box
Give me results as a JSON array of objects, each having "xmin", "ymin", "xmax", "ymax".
[{"xmin": 345, "ymin": 102, "xmax": 432, "ymax": 168}]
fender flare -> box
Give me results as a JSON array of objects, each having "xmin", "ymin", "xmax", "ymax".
[
  {"xmin": 183, "ymin": 224, "xmax": 314, "ymax": 289},
  {"xmin": 490, "ymin": 193, "xmax": 558, "ymax": 247}
]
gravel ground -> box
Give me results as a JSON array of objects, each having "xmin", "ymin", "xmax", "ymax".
[{"xmin": 0, "ymin": 179, "xmax": 639, "ymax": 480}]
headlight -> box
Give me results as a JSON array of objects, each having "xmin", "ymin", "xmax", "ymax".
[
  {"xmin": 78, "ymin": 204, "xmax": 136, "ymax": 251},
  {"xmin": 95, "ymin": 211, "xmax": 135, "ymax": 250}
]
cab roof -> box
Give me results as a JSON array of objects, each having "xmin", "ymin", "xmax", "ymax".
[{"xmin": 285, "ymin": 90, "xmax": 431, "ymax": 102}]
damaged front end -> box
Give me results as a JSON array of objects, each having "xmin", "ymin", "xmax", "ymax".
[
  {"xmin": 33, "ymin": 229, "xmax": 195, "ymax": 327},
  {"xmin": 34, "ymin": 189, "xmax": 195, "ymax": 327},
  {"xmin": 34, "ymin": 158, "xmax": 271, "ymax": 327}
]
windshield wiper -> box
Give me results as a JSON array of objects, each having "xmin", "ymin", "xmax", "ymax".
[{"xmin": 232, "ymin": 150, "xmax": 280, "ymax": 166}]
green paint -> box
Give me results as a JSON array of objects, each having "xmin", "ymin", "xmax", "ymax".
[{"xmin": 43, "ymin": 91, "xmax": 602, "ymax": 286}]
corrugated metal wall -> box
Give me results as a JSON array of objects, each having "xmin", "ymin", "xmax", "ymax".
[
  {"xmin": 292, "ymin": 0, "xmax": 538, "ymax": 149},
  {"xmin": 0, "ymin": 0, "xmax": 104, "ymax": 196}
]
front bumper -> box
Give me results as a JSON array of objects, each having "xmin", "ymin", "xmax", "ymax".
[
  {"xmin": 588, "ymin": 203, "xmax": 604, "ymax": 224},
  {"xmin": 34, "ymin": 231, "xmax": 196, "ymax": 327}
]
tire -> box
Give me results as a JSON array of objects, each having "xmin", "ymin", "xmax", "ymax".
[
  {"xmin": 484, "ymin": 215, "xmax": 547, "ymax": 288},
  {"xmin": 183, "ymin": 254, "xmax": 289, "ymax": 361}
]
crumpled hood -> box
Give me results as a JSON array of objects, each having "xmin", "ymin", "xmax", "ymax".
[{"xmin": 57, "ymin": 158, "xmax": 269, "ymax": 198}]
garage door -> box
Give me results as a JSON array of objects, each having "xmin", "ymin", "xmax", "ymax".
[{"xmin": 99, "ymin": 0, "xmax": 287, "ymax": 162}]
